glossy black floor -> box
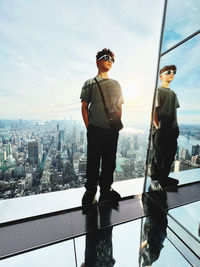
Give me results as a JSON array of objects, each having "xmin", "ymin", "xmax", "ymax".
[{"xmin": 0, "ymin": 181, "xmax": 200, "ymax": 266}]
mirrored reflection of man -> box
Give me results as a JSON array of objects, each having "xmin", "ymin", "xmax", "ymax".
[
  {"xmin": 140, "ymin": 192, "xmax": 168, "ymax": 266},
  {"xmin": 81, "ymin": 205, "xmax": 115, "ymax": 267},
  {"xmin": 150, "ymin": 65, "xmax": 180, "ymax": 191},
  {"xmin": 80, "ymin": 48, "xmax": 124, "ymax": 205},
  {"xmin": 81, "ymin": 227, "xmax": 115, "ymax": 267}
]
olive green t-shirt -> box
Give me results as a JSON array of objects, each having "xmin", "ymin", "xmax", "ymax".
[
  {"xmin": 156, "ymin": 86, "xmax": 180, "ymax": 128},
  {"xmin": 80, "ymin": 76, "xmax": 124, "ymax": 129}
]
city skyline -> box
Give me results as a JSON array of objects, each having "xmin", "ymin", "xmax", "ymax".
[{"xmin": 0, "ymin": 118, "xmax": 200, "ymax": 200}]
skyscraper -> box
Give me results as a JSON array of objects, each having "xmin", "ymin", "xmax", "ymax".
[
  {"xmin": 192, "ymin": 144, "xmax": 200, "ymax": 156},
  {"xmin": 57, "ymin": 124, "xmax": 59, "ymax": 132},
  {"xmin": 28, "ymin": 141, "xmax": 39, "ymax": 165},
  {"xmin": 5, "ymin": 144, "xmax": 12, "ymax": 157},
  {"xmin": 179, "ymin": 148, "xmax": 190, "ymax": 160}
]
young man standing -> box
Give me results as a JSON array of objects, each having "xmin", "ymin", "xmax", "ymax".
[
  {"xmin": 150, "ymin": 65, "xmax": 180, "ymax": 190},
  {"xmin": 80, "ymin": 48, "xmax": 124, "ymax": 205}
]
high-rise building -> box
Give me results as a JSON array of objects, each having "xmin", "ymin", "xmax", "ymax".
[
  {"xmin": 192, "ymin": 144, "xmax": 200, "ymax": 156},
  {"xmin": 126, "ymin": 148, "xmax": 135, "ymax": 159},
  {"xmin": 72, "ymin": 142, "xmax": 77, "ymax": 155},
  {"xmin": 73, "ymin": 126, "xmax": 76, "ymax": 140},
  {"xmin": 0, "ymin": 151, "xmax": 6, "ymax": 164},
  {"xmin": 40, "ymin": 170, "xmax": 50, "ymax": 190},
  {"xmin": 63, "ymin": 160, "xmax": 71, "ymax": 177},
  {"xmin": 28, "ymin": 141, "xmax": 39, "ymax": 165},
  {"xmin": 78, "ymin": 156, "xmax": 87, "ymax": 177},
  {"xmin": 191, "ymin": 155, "xmax": 200, "ymax": 165},
  {"xmin": 58, "ymin": 130, "xmax": 65, "ymax": 151},
  {"xmin": 14, "ymin": 165, "xmax": 25, "ymax": 178},
  {"xmin": 5, "ymin": 144, "xmax": 12, "ymax": 157},
  {"xmin": 80, "ymin": 130, "xmax": 84, "ymax": 144},
  {"xmin": 133, "ymin": 135, "xmax": 139, "ymax": 150},
  {"xmin": 174, "ymin": 160, "xmax": 199, "ymax": 172},
  {"xmin": 179, "ymin": 148, "xmax": 190, "ymax": 160}
]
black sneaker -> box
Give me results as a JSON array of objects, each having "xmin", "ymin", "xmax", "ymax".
[
  {"xmin": 150, "ymin": 180, "xmax": 163, "ymax": 191},
  {"xmin": 161, "ymin": 177, "xmax": 179, "ymax": 188},
  {"xmin": 160, "ymin": 177, "xmax": 179, "ymax": 192},
  {"xmin": 165, "ymin": 177, "xmax": 179, "ymax": 186},
  {"xmin": 82, "ymin": 191, "xmax": 96, "ymax": 206},
  {"xmin": 99, "ymin": 189, "xmax": 121, "ymax": 203}
]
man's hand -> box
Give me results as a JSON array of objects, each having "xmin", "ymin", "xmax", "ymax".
[
  {"xmin": 153, "ymin": 110, "xmax": 159, "ymax": 129},
  {"xmin": 117, "ymin": 104, "xmax": 122, "ymax": 119},
  {"xmin": 81, "ymin": 101, "xmax": 89, "ymax": 128}
]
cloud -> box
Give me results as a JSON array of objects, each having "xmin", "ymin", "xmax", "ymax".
[
  {"xmin": 162, "ymin": 0, "xmax": 200, "ymax": 50},
  {"xmin": 0, "ymin": 0, "xmax": 165, "ymax": 124},
  {"xmin": 160, "ymin": 30, "xmax": 200, "ymax": 124},
  {"xmin": 159, "ymin": 1, "xmax": 200, "ymax": 122}
]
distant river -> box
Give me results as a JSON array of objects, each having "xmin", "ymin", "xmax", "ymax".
[{"xmin": 178, "ymin": 135, "xmax": 200, "ymax": 153}]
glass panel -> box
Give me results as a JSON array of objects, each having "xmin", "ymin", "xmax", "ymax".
[
  {"xmin": 167, "ymin": 213, "xmax": 200, "ymax": 260},
  {"xmin": 169, "ymin": 201, "xmax": 200, "ymax": 243},
  {"xmin": 0, "ymin": 240, "xmax": 76, "ymax": 267},
  {"xmin": 0, "ymin": 0, "xmax": 164, "ymax": 220},
  {"xmin": 145, "ymin": 238, "xmax": 190, "ymax": 267},
  {"xmin": 162, "ymin": 1, "xmax": 200, "ymax": 52},
  {"xmin": 75, "ymin": 218, "xmax": 190, "ymax": 267},
  {"xmin": 160, "ymin": 35, "xmax": 200, "ymax": 183},
  {"xmin": 146, "ymin": 20, "xmax": 200, "ymax": 192},
  {"xmin": 0, "ymin": 187, "xmax": 84, "ymax": 223}
]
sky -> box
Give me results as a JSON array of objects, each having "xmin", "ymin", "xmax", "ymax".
[
  {"xmin": 1, "ymin": 1, "xmax": 200, "ymax": 126},
  {"xmin": 161, "ymin": 0, "xmax": 200, "ymax": 124},
  {"xmin": 0, "ymin": 0, "xmax": 165, "ymax": 126}
]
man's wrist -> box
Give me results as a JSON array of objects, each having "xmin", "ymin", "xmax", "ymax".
[{"xmin": 153, "ymin": 123, "xmax": 159, "ymax": 129}]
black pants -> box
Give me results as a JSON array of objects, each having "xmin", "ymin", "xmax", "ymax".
[
  {"xmin": 85, "ymin": 124, "xmax": 119, "ymax": 193},
  {"xmin": 150, "ymin": 127, "xmax": 179, "ymax": 182}
]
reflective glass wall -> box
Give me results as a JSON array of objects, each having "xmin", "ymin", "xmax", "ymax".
[
  {"xmin": 144, "ymin": 0, "xmax": 200, "ymax": 261},
  {"xmin": 145, "ymin": 0, "xmax": 200, "ymax": 190},
  {"xmin": 161, "ymin": 35, "xmax": 200, "ymax": 178}
]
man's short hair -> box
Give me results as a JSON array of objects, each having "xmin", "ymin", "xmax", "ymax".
[
  {"xmin": 96, "ymin": 48, "xmax": 115, "ymax": 61},
  {"xmin": 160, "ymin": 65, "xmax": 177, "ymax": 74}
]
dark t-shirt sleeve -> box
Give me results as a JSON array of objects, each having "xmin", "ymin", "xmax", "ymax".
[
  {"xmin": 117, "ymin": 84, "xmax": 124, "ymax": 105},
  {"xmin": 156, "ymin": 88, "xmax": 180, "ymax": 109},
  {"xmin": 156, "ymin": 88, "xmax": 161, "ymax": 108},
  {"xmin": 80, "ymin": 81, "xmax": 91, "ymax": 103},
  {"xmin": 175, "ymin": 94, "xmax": 180, "ymax": 108}
]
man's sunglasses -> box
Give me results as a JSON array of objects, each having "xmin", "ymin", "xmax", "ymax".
[
  {"xmin": 98, "ymin": 55, "xmax": 115, "ymax": 63},
  {"xmin": 162, "ymin": 70, "xmax": 176, "ymax": 75}
]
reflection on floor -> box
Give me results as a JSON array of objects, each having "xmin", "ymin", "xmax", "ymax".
[
  {"xmin": 146, "ymin": 168, "xmax": 200, "ymax": 191},
  {"xmin": 0, "ymin": 177, "xmax": 200, "ymax": 266}
]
